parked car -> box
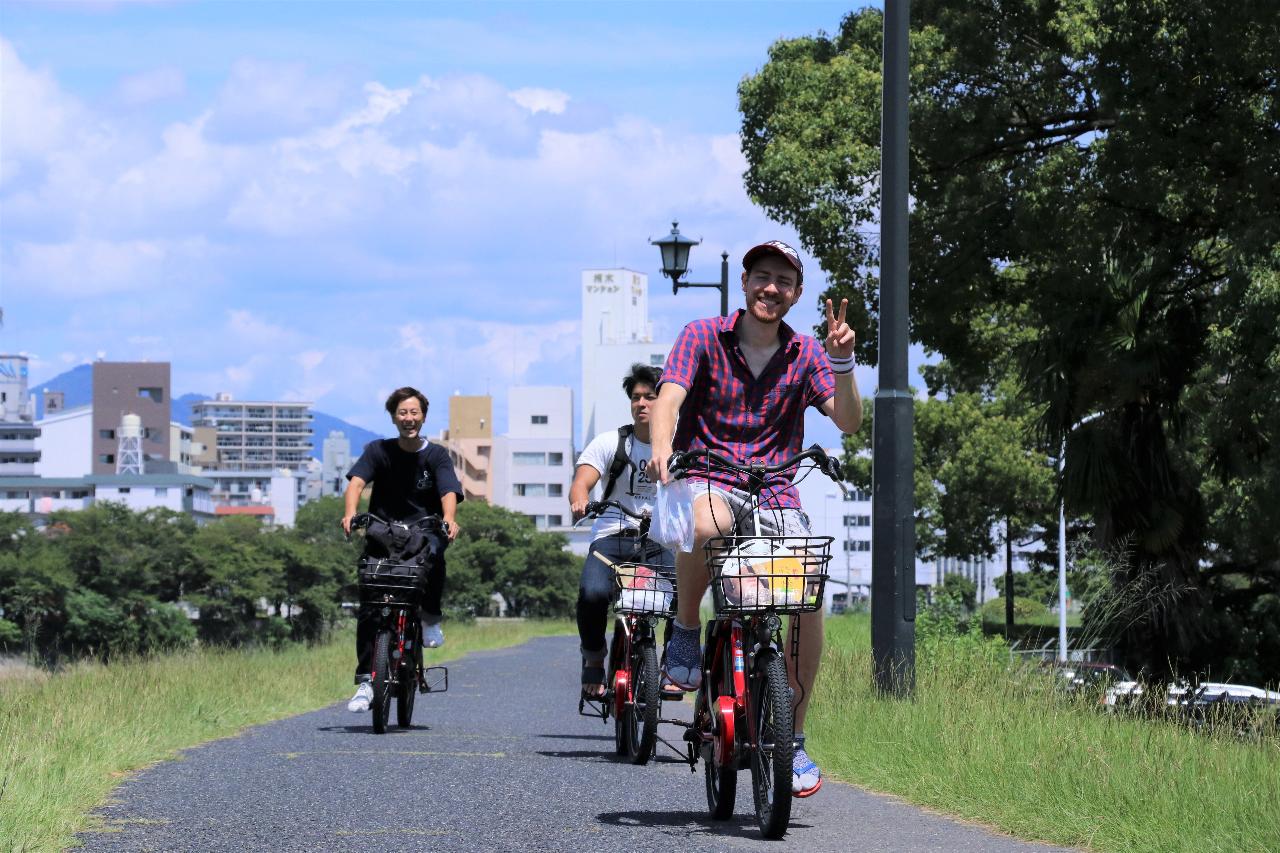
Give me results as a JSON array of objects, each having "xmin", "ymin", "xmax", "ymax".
[{"xmin": 1043, "ymin": 661, "xmax": 1135, "ymax": 702}]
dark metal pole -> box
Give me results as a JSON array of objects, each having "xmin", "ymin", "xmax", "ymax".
[
  {"xmin": 719, "ymin": 251, "xmax": 730, "ymax": 317},
  {"xmin": 871, "ymin": 0, "xmax": 915, "ymax": 697}
]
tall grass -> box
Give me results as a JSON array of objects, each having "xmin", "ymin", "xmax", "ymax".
[
  {"xmin": 0, "ymin": 619, "xmax": 572, "ymax": 852},
  {"xmin": 807, "ymin": 615, "xmax": 1280, "ymax": 853}
]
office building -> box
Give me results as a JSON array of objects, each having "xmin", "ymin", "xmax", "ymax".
[
  {"xmin": 0, "ymin": 474, "xmax": 216, "ymax": 521},
  {"xmin": 580, "ymin": 269, "xmax": 671, "ymax": 443},
  {"xmin": 320, "ymin": 431, "xmax": 352, "ymax": 498}
]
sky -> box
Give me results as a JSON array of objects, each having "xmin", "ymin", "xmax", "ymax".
[{"xmin": 1, "ymin": 0, "xmax": 896, "ymax": 444}]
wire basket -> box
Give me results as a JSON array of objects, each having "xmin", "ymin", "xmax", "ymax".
[
  {"xmin": 358, "ymin": 558, "xmax": 429, "ymax": 606},
  {"xmin": 612, "ymin": 562, "xmax": 678, "ymax": 617},
  {"xmin": 704, "ymin": 535, "xmax": 832, "ymax": 614}
]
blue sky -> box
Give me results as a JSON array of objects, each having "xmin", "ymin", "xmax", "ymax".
[{"xmin": 2, "ymin": 1, "xmax": 893, "ymax": 443}]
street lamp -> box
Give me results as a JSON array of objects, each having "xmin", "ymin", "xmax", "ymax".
[{"xmin": 650, "ymin": 221, "xmax": 729, "ymax": 317}]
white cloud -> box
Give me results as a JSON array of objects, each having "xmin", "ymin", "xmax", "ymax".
[
  {"xmin": 1, "ymin": 236, "xmax": 211, "ymax": 296},
  {"xmin": 114, "ymin": 66, "xmax": 185, "ymax": 106},
  {"xmin": 509, "ymin": 87, "xmax": 570, "ymax": 115}
]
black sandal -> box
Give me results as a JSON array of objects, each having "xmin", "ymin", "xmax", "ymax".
[{"xmin": 581, "ymin": 652, "xmax": 607, "ymax": 700}]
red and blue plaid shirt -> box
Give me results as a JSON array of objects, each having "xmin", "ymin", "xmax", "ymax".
[{"xmin": 660, "ymin": 310, "xmax": 835, "ymax": 509}]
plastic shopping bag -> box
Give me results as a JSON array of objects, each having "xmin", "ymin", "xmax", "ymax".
[
  {"xmin": 719, "ymin": 539, "xmax": 813, "ymax": 608},
  {"xmin": 652, "ymin": 479, "xmax": 695, "ymax": 553},
  {"xmin": 616, "ymin": 566, "xmax": 675, "ymax": 612}
]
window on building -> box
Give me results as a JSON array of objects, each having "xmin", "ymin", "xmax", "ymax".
[
  {"xmin": 547, "ymin": 514, "xmax": 563, "ymax": 527},
  {"xmin": 98, "ymin": 429, "xmax": 116, "ymax": 440},
  {"xmin": 117, "ymin": 487, "xmax": 131, "ymax": 494},
  {"xmin": 650, "ymin": 354, "xmax": 664, "ymax": 367},
  {"xmin": 843, "ymin": 489, "xmax": 871, "ymax": 502},
  {"xmin": 138, "ymin": 387, "xmax": 164, "ymax": 403},
  {"xmin": 547, "ymin": 452, "xmax": 564, "ymax": 466},
  {"xmin": 71, "ymin": 490, "xmax": 90, "ymax": 499},
  {"xmin": 98, "ymin": 454, "xmax": 115, "ymax": 464},
  {"xmin": 154, "ymin": 487, "xmax": 169, "ymax": 497},
  {"xmin": 547, "ymin": 483, "xmax": 563, "ymax": 497},
  {"xmin": 844, "ymin": 515, "xmax": 871, "ymax": 527},
  {"xmin": 513, "ymin": 483, "xmax": 546, "ymax": 498},
  {"xmin": 513, "ymin": 452, "xmax": 545, "ymax": 466},
  {"xmin": 844, "ymin": 540, "xmax": 871, "ymax": 552},
  {"xmin": 531, "ymin": 415, "xmax": 548, "ymax": 425}
]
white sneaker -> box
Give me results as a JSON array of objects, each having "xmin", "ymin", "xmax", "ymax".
[
  {"xmin": 347, "ymin": 682, "xmax": 373, "ymax": 712},
  {"xmin": 423, "ymin": 623, "xmax": 445, "ymax": 648}
]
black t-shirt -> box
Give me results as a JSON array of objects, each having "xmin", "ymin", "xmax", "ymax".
[{"xmin": 346, "ymin": 439, "xmax": 463, "ymax": 522}]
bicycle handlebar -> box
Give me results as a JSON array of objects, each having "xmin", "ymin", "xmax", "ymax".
[
  {"xmin": 668, "ymin": 444, "xmax": 847, "ymax": 494},
  {"xmin": 583, "ymin": 500, "xmax": 649, "ymax": 521}
]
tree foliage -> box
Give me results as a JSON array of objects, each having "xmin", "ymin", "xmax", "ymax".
[
  {"xmin": 0, "ymin": 495, "xmax": 580, "ymax": 663},
  {"xmin": 741, "ymin": 1, "xmax": 1280, "ymax": 681}
]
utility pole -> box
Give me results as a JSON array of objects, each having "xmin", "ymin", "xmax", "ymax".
[{"xmin": 871, "ymin": 0, "xmax": 915, "ymax": 697}]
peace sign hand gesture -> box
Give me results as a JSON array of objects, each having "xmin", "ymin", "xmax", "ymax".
[{"xmin": 824, "ymin": 297, "xmax": 856, "ymax": 360}]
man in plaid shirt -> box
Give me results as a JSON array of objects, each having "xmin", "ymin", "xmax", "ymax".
[{"xmin": 647, "ymin": 239, "xmax": 862, "ymax": 797}]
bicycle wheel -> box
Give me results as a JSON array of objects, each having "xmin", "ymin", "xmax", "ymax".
[
  {"xmin": 703, "ymin": 626, "xmax": 737, "ymax": 820},
  {"xmin": 610, "ymin": 625, "xmax": 629, "ymax": 756},
  {"xmin": 625, "ymin": 643, "xmax": 660, "ymax": 765},
  {"xmin": 370, "ymin": 630, "xmax": 393, "ymax": 734},
  {"xmin": 396, "ymin": 659, "xmax": 416, "ymax": 727},
  {"xmin": 749, "ymin": 649, "xmax": 794, "ymax": 839}
]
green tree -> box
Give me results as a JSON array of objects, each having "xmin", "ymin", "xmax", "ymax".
[
  {"xmin": 740, "ymin": 1, "xmax": 1280, "ymax": 680},
  {"xmin": 186, "ymin": 516, "xmax": 283, "ymax": 645},
  {"xmin": 444, "ymin": 502, "xmax": 579, "ymax": 619}
]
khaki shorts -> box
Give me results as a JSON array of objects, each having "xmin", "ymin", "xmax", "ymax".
[{"xmin": 688, "ymin": 480, "xmax": 813, "ymax": 538}]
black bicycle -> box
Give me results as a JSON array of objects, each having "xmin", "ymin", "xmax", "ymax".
[
  {"xmin": 350, "ymin": 512, "xmax": 449, "ymax": 734},
  {"xmin": 576, "ymin": 500, "xmax": 678, "ymax": 764}
]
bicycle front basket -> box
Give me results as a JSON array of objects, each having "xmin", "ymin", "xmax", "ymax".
[
  {"xmin": 358, "ymin": 558, "xmax": 428, "ymax": 604},
  {"xmin": 612, "ymin": 562, "xmax": 677, "ymax": 617},
  {"xmin": 705, "ymin": 535, "xmax": 832, "ymax": 614}
]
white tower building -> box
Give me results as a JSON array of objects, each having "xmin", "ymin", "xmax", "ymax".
[{"xmin": 580, "ymin": 269, "xmax": 671, "ymax": 443}]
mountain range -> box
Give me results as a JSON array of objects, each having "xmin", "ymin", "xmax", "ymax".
[{"xmin": 31, "ymin": 364, "xmax": 383, "ymax": 460}]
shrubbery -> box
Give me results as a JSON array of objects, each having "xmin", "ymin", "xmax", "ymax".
[{"xmin": 0, "ymin": 497, "xmax": 580, "ymax": 664}]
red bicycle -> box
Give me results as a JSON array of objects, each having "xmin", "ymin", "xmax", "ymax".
[
  {"xmin": 576, "ymin": 500, "xmax": 677, "ymax": 764},
  {"xmin": 351, "ymin": 513, "xmax": 449, "ymax": 734},
  {"xmin": 668, "ymin": 445, "xmax": 841, "ymax": 838}
]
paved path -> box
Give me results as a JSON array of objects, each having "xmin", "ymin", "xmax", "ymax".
[{"xmin": 82, "ymin": 635, "xmax": 1072, "ymax": 852}]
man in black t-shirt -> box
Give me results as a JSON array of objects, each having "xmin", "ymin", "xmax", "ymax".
[{"xmin": 341, "ymin": 386, "xmax": 462, "ymax": 713}]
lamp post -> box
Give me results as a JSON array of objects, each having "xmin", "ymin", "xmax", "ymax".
[
  {"xmin": 651, "ymin": 221, "xmax": 729, "ymax": 317},
  {"xmin": 871, "ymin": 0, "xmax": 915, "ymax": 697}
]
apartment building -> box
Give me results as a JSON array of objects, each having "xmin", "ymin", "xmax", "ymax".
[
  {"xmin": 580, "ymin": 269, "xmax": 671, "ymax": 443},
  {"xmin": 441, "ymin": 394, "xmax": 492, "ymax": 503},
  {"xmin": 91, "ymin": 362, "xmax": 171, "ymax": 474},
  {"xmin": 490, "ymin": 387, "xmax": 575, "ymax": 533},
  {"xmin": 191, "ymin": 393, "xmax": 313, "ymax": 472},
  {"xmin": 0, "ymin": 354, "xmax": 40, "ymax": 476}
]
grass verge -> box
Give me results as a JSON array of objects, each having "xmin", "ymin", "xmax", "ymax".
[
  {"xmin": 806, "ymin": 614, "xmax": 1280, "ymax": 852},
  {"xmin": 0, "ymin": 618, "xmax": 572, "ymax": 852}
]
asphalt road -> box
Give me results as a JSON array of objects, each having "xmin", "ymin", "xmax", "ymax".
[{"xmin": 81, "ymin": 635, "xmax": 1072, "ymax": 852}]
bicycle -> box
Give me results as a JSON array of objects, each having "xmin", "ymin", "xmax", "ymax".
[
  {"xmin": 667, "ymin": 445, "xmax": 841, "ymax": 839},
  {"xmin": 350, "ymin": 512, "xmax": 450, "ymax": 734},
  {"xmin": 575, "ymin": 500, "xmax": 678, "ymax": 764}
]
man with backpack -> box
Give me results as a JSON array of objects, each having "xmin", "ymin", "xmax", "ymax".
[
  {"xmin": 568, "ymin": 364, "xmax": 673, "ymax": 699},
  {"xmin": 341, "ymin": 386, "xmax": 462, "ymax": 713}
]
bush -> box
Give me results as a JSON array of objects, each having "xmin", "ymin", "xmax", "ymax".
[{"xmin": 981, "ymin": 596, "xmax": 1049, "ymax": 624}]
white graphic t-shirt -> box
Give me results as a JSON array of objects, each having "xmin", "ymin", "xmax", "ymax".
[{"xmin": 576, "ymin": 428, "xmax": 655, "ymax": 541}]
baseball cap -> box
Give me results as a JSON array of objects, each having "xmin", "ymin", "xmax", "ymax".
[{"xmin": 742, "ymin": 240, "xmax": 804, "ymax": 284}]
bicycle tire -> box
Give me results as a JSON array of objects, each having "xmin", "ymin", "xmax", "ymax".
[
  {"xmin": 610, "ymin": 625, "xmax": 629, "ymax": 756},
  {"xmin": 396, "ymin": 658, "xmax": 416, "ymax": 727},
  {"xmin": 370, "ymin": 630, "xmax": 393, "ymax": 734},
  {"xmin": 626, "ymin": 643, "xmax": 660, "ymax": 765},
  {"xmin": 704, "ymin": 627, "xmax": 737, "ymax": 820},
  {"xmin": 749, "ymin": 649, "xmax": 794, "ymax": 838}
]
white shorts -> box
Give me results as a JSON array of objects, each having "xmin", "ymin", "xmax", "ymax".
[{"xmin": 688, "ymin": 480, "xmax": 813, "ymax": 538}]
